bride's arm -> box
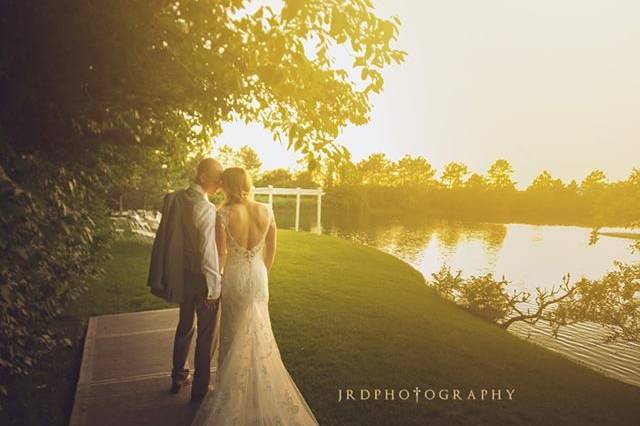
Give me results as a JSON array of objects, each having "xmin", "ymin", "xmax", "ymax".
[
  {"xmin": 215, "ymin": 212, "xmax": 227, "ymax": 274},
  {"xmin": 264, "ymin": 214, "xmax": 277, "ymax": 272}
]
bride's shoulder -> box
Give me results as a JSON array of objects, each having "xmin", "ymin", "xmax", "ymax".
[
  {"xmin": 248, "ymin": 200, "xmax": 270, "ymax": 211},
  {"xmin": 249, "ymin": 201, "xmax": 274, "ymax": 221}
]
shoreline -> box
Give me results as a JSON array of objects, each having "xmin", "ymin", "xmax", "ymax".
[
  {"xmin": 269, "ymin": 204, "xmax": 636, "ymax": 230},
  {"xmin": 348, "ymin": 231, "xmax": 640, "ymax": 389},
  {"xmin": 598, "ymin": 231, "xmax": 640, "ymax": 241}
]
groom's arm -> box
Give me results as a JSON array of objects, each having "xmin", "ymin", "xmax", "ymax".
[{"xmin": 194, "ymin": 201, "xmax": 222, "ymax": 301}]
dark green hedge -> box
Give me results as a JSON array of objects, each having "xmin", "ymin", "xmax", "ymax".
[{"xmin": 0, "ymin": 140, "xmax": 112, "ymax": 405}]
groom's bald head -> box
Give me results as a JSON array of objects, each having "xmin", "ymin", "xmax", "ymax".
[{"xmin": 194, "ymin": 158, "xmax": 223, "ymax": 194}]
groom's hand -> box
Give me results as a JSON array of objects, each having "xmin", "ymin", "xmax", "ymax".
[{"xmin": 204, "ymin": 297, "xmax": 219, "ymax": 310}]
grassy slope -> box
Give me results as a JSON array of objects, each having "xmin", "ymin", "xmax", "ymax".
[
  {"xmin": 270, "ymin": 232, "xmax": 640, "ymax": 426},
  {"xmin": 4, "ymin": 231, "xmax": 640, "ymax": 426}
]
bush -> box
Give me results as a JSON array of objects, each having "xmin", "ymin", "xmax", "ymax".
[
  {"xmin": 0, "ymin": 142, "xmax": 112, "ymax": 407},
  {"xmin": 429, "ymin": 262, "xmax": 640, "ymax": 342},
  {"xmin": 430, "ymin": 265, "xmax": 511, "ymax": 322}
]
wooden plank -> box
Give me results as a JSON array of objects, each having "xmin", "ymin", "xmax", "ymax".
[
  {"xmin": 69, "ymin": 316, "xmax": 97, "ymax": 426},
  {"xmin": 68, "ymin": 308, "xmax": 216, "ymax": 426}
]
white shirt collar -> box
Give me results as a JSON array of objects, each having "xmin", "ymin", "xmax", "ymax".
[{"xmin": 189, "ymin": 183, "xmax": 208, "ymax": 199}]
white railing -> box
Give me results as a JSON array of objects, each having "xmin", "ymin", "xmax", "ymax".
[
  {"xmin": 111, "ymin": 210, "xmax": 160, "ymax": 238},
  {"xmin": 251, "ymin": 185, "xmax": 324, "ymax": 234}
]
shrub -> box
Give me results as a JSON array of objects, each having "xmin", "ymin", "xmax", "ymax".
[{"xmin": 0, "ymin": 142, "xmax": 112, "ymax": 406}]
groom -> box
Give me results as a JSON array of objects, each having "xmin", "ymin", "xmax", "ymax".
[{"xmin": 149, "ymin": 157, "xmax": 224, "ymax": 402}]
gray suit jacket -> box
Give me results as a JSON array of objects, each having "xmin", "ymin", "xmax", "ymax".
[{"xmin": 147, "ymin": 190, "xmax": 186, "ymax": 303}]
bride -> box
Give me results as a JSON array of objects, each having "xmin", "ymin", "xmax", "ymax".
[{"xmin": 191, "ymin": 167, "xmax": 320, "ymax": 426}]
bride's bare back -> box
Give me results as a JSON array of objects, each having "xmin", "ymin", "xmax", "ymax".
[
  {"xmin": 223, "ymin": 201, "xmax": 271, "ymax": 249},
  {"xmin": 216, "ymin": 201, "xmax": 277, "ymax": 271}
]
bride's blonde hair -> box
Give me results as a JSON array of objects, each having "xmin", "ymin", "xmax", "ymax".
[{"xmin": 221, "ymin": 167, "xmax": 252, "ymax": 206}]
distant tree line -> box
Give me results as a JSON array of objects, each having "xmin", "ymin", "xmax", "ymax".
[
  {"xmin": 201, "ymin": 148, "xmax": 639, "ymax": 226},
  {"xmin": 321, "ymin": 154, "xmax": 640, "ymax": 226}
]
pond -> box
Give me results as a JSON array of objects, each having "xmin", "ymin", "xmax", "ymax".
[{"xmin": 275, "ymin": 207, "xmax": 640, "ymax": 387}]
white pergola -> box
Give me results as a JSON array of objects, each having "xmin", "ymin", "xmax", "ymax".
[{"xmin": 250, "ymin": 185, "xmax": 324, "ymax": 234}]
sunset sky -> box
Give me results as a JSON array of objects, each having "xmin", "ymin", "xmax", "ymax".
[{"xmin": 215, "ymin": 0, "xmax": 640, "ymax": 188}]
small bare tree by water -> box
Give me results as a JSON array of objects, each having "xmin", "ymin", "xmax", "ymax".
[{"xmin": 430, "ymin": 258, "xmax": 640, "ymax": 343}]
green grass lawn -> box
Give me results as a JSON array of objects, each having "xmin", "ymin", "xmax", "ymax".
[{"xmin": 3, "ymin": 231, "xmax": 640, "ymax": 426}]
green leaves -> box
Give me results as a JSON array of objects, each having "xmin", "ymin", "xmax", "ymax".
[
  {"xmin": 329, "ymin": 6, "xmax": 348, "ymax": 38},
  {"xmin": 282, "ymin": 0, "xmax": 305, "ymax": 22},
  {"xmin": 0, "ymin": 144, "xmax": 112, "ymax": 408},
  {"xmin": 430, "ymin": 265, "xmax": 513, "ymax": 323},
  {"xmin": 4, "ymin": 0, "xmax": 407, "ymax": 174}
]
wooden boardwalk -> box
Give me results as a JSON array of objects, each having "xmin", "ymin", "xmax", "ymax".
[{"xmin": 69, "ymin": 308, "xmax": 220, "ymax": 426}]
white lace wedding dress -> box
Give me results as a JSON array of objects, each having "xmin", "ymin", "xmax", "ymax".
[{"xmin": 191, "ymin": 204, "xmax": 320, "ymax": 426}]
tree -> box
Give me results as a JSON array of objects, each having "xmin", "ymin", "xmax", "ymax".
[
  {"xmin": 580, "ymin": 170, "xmax": 608, "ymax": 194},
  {"xmin": 256, "ymin": 168, "xmax": 295, "ymax": 187},
  {"xmin": 487, "ymin": 159, "xmax": 516, "ymax": 190},
  {"xmin": 315, "ymin": 148, "xmax": 355, "ymax": 188},
  {"xmin": 430, "ymin": 263, "xmax": 640, "ymax": 343},
  {"xmin": 2, "ymin": 1, "xmax": 406, "ymax": 160},
  {"xmin": 394, "ymin": 155, "xmax": 436, "ymax": 187},
  {"xmin": 213, "ymin": 144, "xmax": 262, "ymax": 178},
  {"xmin": 465, "ymin": 173, "xmax": 487, "ymax": 190},
  {"xmin": 627, "ymin": 168, "xmax": 640, "ymax": 187},
  {"xmin": 297, "ymin": 151, "xmax": 323, "ymax": 185},
  {"xmin": 215, "ymin": 145, "xmax": 238, "ymax": 169},
  {"xmin": 237, "ymin": 145, "xmax": 262, "ymax": 179},
  {"xmin": 293, "ymin": 170, "xmax": 319, "ymax": 188},
  {"xmin": 527, "ymin": 170, "xmax": 564, "ymax": 192},
  {"xmin": 440, "ymin": 162, "xmax": 469, "ymax": 189},
  {"xmin": 357, "ymin": 153, "xmax": 392, "ymax": 185},
  {"xmin": 566, "ymin": 179, "xmax": 579, "ymax": 195},
  {"xmin": 335, "ymin": 152, "xmax": 361, "ymax": 186}
]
